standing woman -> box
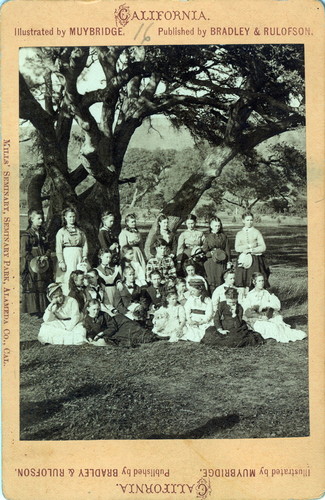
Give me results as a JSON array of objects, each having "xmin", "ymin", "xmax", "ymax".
[
  {"xmin": 176, "ymin": 214, "xmax": 204, "ymax": 272},
  {"xmin": 149, "ymin": 213, "xmax": 177, "ymax": 259},
  {"xmin": 21, "ymin": 209, "xmax": 52, "ymax": 315},
  {"xmin": 202, "ymin": 217, "xmax": 231, "ymax": 293},
  {"xmin": 119, "ymin": 213, "xmax": 146, "ymax": 272},
  {"xmin": 234, "ymin": 212, "xmax": 270, "ymax": 295},
  {"xmin": 55, "ymin": 207, "xmax": 88, "ymax": 295},
  {"xmin": 98, "ymin": 211, "xmax": 120, "ymax": 264}
]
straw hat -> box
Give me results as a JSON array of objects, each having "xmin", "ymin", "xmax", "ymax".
[
  {"xmin": 237, "ymin": 253, "xmax": 253, "ymax": 269},
  {"xmin": 29, "ymin": 256, "xmax": 49, "ymax": 274}
]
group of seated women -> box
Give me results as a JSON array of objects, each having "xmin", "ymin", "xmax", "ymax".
[{"xmin": 21, "ymin": 206, "xmax": 306, "ymax": 348}]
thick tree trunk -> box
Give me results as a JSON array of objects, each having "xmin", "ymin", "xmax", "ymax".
[{"xmin": 144, "ymin": 144, "xmax": 237, "ymax": 252}]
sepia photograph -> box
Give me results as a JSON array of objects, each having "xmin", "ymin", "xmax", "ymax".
[{"xmin": 19, "ymin": 44, "xmax": 308, "ymax": 441}]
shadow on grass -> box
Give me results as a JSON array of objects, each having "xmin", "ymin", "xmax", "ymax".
[
  {"xmin": 147, "ymin": 414, "xmax": 240, "ymax": 439},
  {"xmin": 284, "ymin": 314, "xmax": 308, "ymax": 328},
  {"xmin": 20, "ymin": 383, "xmax": 109, "ymax": 434}
]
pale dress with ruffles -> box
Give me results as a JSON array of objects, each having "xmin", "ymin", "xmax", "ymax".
[{"xmin": 38, "ymin": 296, "xmax": 86, "ymax": 345}]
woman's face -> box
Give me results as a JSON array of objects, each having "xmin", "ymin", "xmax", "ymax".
[
  {"xmin": 254, "ymin": 276, "xmax": 265, "ymax": 290},
  {"xmin": 190, "ymin": 287, "xmax": 202, "ymax": 297},
  {"xmin": 87, "ymin": 272, "xmax": 98, "ymax": 286},
  {"xmin": 50, "ymin": 289, "xmax": 64, "ymax": 305},
  {"xmin": 124, "ymin": 249, "xmax": 134, "ymax": 261},
  {"xmin": 100, "ymin": 252, "xmax": 112, "ymax": 266},
  {"xmin": 127, "ymin": 217, "xmax": 136, "ymax": 229},
  {"xmin": 185, "ymin": 265, "xmax": 196, "ymax": 277},
  {"xmin": 87, "ymin": 302, "xmax": 100, "ymax": 318},
  {"xmin": 65, "ymin": 211, "xmax": 76, "ymax": 226},
  {"xmin": 167, "ymin": 294, "xmax": 178, "ymax": 306},
  {"xmin": 31, "ymin": 213, "xmax": 43, "ymax": 229},
  {"xmin": 186, "ymin": 219, "xmax": 195, "ymax": 231},
  {"xmin": 151, "ymin": 274, "xmax": 161, "ymax": 288},
  {"xmin": 224, "ymin": 274, "xmax": 235, "ymax": 286},
  {"xmin": 159, "ymin": 218, "xmax": 168, "ymax": 231},
  {"xmin": 73, "ymin": 273, "xmax": 84, "ymax": 287},
  {"xmin": 103, "ymin": 215, "xmax": 114, "ymax": 228},
  {"xmin": 210, "ymin": 220, "xmax": 221, "ymax": 233},
  {"xmin": 176, "ymin": 282, "xmax": 186, "ymax": 294},
  {"xmin": 243, "ymin": 215, "xmax": 254, "ymax": 228},
  {"xmin": 156, "ymin": 245, "xmax": 166, "ymax": 258}
]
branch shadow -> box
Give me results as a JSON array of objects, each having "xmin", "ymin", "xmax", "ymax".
[{"xmin": 146, "ymin": 413, "xmax": 240, "ymax": 439}]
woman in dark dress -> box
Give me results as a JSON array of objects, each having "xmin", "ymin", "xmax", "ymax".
[
  {"xmin": 202, "ymin": 217, "xmax": 231, "ymax": 293},
  {"xmin": 201, "ymin": 288, "xmax": 264, "ymax": 347},
  {"xmin": 149, "ymin": 213, "xmax": 177, "ymax": 259},
  {"xmin": 20, "ymin": 209, "xmax": 52, "ymax": 315}
]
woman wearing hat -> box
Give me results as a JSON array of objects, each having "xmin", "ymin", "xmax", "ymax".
[
  {"xmin": 38, "ymin": 283, "xmax": 86, "ymax": 345},
  {"xmin": 176, "ymin": 214, "xmax": 204, "ymax": 273},
  {"xmin": 202, "ymin": 217, "xmax": 231, "ymax": 293},
  {"xmin": 20, "ymin": 209, "xmax": 52, "ymax": 315},
  {"xmin": 55, "ymin": 207, "xmax": 88, "ymax": 295},
  {"xmin": 234, "ymin": 212, "xmax": 270, "ymax": 295}
]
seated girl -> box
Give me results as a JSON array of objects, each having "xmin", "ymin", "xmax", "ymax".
[
  {"xmin": 84, "ymin": 299, "xmax": 161, "ymax": 347},
  {"xmin": 145, "ymin": 270, "xmax": 164, "ymax": 309},
  {"xmin": 211, "ymin": 269, "xmax": 243, "ymax": 311},
  {"xmin": 38, "ymin": 283, "xmax": 86, "ymax": 345},
  {"xmin": 243, "ymin": 272, "xmax": 307, "ymax": 343},
  {"xmin": 84, "ymin": 268, "xmax": 114, "ymax": 314},
  {"xmin": 96, "ymin": 249, "xmax": 123, "ymax": 305},
  {"xmin": 83, "ymin": 299, "xmax": 118, "ymax": 347},
  {"xmin": 146, "ymin": 238, "xmax": 176, "ymax": 284},
  {"xmin": 113, "ymin": 267, "xmax": 143, "ymax": 314},
  {"xmin": 152, "ymin": 290, "xmax": 186, "ymax": 342},
  {"xmin": 201, "ymin": 288, "xmax": 264, "ymax": 348},
  {"xmin": 120, "ymin": 245, "xmax": 147, "ymax": 287},
  {"xmin": 175, "ymin": 278, "xmax": 190, "ymax": 306},
  {"xmin": 182, "ymin": 279, "xmax": 214, "ymax": 342},
  {"xmin": 183, "ymin": 259, "xmax": 208, "ymax": 292},
  {"xmin": 68, "ymin": 270, "xmax": 88, "ymax": 313}
]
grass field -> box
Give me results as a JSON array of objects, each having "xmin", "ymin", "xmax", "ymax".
[{"xmin": 20, "ymin": 225, "xmax": 308, "ymax": 441}]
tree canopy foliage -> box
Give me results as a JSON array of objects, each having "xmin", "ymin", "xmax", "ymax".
[{"xmin": 19, "ymin": 44, "xmax": 305, "ymax": 251}]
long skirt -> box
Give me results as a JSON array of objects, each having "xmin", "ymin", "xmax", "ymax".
[
  {"xmin": 132, "ymin": 246, "xmax": 146, "ymax": 273},
  {"xmin": 21, "ymin": 249, "xmax": 52, "ymax": 314},
  {"xmin": 235, "ymin": 255, "xmax": 270, "ymax": 289},
  {"xmin": 38, "ymin": 320, "xmax": 86, "ymax": 345},
  {"xmin": 253, "ymin": 315, "xmax": 306, "ymax": 343},
  {"xmin": 204, "ymin": 259, "xmax": 227, "ymax": 293},
  {"xmin": 56, "ymin": 247, "xmax": 83, "ymax": 295}
]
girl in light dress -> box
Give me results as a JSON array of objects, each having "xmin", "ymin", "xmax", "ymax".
[
  {"xmin": 175, "ymin": 278, "xmax": 190, "ymax": 306},
  {"xmin": 182, "ymin": 280, "xmax": 214, "ymax": 342},
  {"xmin": 152, "ymin": 290, "xmax": 186, "ymax": 342},
  {"xmin": 119, "ymin": 213, "xmax": 146, "ymax": 272},
  {"xmin": 55, "ymin": 207, "xmax": 88, "ymax": 295},
  {"xmin": 176, "ymin": 214, "xmax": 204, "ymax": 273},
  {"xmin": 243, "ymin": 272, "xmax": 306, "ymax": 343},
  {"xmin": 235, "ymin": 212, "xmax": 270, "ymax": 295},
  {"xmin": 38, "ymin": 283, "xmax": 86, "ymax": 345}
]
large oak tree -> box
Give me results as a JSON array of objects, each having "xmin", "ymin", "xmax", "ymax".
[{"xmin": 19, "ymin": 44, "xmax": 305, "ymax": 254}]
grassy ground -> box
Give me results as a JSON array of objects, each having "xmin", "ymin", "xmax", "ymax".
[{"xmin": 20, "ymin": 225, "xmax": 308, "ymax": 441}]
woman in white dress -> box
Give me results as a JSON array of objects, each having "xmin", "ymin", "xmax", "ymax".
[
  {"xmin": 55, "ymin": 207, "xmax": 88, "ymax": 295},
  {"xmin": 38, "ymin": 283, "xmax": 86, "ymax": 345},
  {"xmin": 183, "ymin": 279, "xmax": 214, "ymax": 342},
  {"xmin": 243, "ymin": 272, "xmax": 306, "ymax": 343}
]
